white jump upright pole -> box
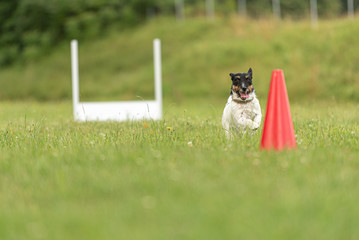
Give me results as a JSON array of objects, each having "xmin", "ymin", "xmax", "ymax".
[
  {"xmin": 206, "ymin": 0, "xmax": 215, "ymax": 20},
  {"xmin": 238, "ymin": 0, "xmax": 246, "ymax": 17},
  {"xmin": 310, "ymin": 0, "xmax": 318, "ymax": 28},
  {"xmin": 153, "ymin": 39, "xmax": 163, "ymax": 119},
  {"xmin": 272, "ymin": 0, "xmax": 281, "ymax": 19},
  {"xmin": 71, "ymin": 40, "xmax": 80, "ymax": 120},
  {"xmin": 348, "ymin": 0, "xmax": 354, "ymax": 18},
  {"xmin": 175, "ymin": 0, "xmax": 185, "ymax": 21}
]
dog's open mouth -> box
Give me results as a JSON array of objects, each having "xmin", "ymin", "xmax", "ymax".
[{"xmin": 239, "ymin": 92, "xmax": 249, "ymax": 100}]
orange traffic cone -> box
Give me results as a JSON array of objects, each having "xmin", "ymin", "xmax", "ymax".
[{"xmin": 260, "ymin": 70, "xmax": 297, "ymax": 151}]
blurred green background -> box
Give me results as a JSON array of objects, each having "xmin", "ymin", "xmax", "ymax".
[{"xmin": 0, "ymin": 0, "xmax": 358, "ymax": 104}]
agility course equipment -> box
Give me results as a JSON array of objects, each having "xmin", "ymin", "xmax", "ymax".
[
  {"xmin": 260, "ymin": 69, "xmax": 297, "ymax": 151},
  {"xmin": 71, "ymin": 39, "xmax": 162, "ymax": 122}
]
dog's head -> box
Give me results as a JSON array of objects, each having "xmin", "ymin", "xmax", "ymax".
[{"xmin": 229, "ymin": 68, "xmax": 254, "ymax": 100}]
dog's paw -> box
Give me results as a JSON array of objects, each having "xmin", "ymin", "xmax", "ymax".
[{"xmin": 245, "ymin": 119, "xmax": 260, "ymax": 130}]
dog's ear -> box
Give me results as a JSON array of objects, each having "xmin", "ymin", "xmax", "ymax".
[
  {"xmin": 229, "ymin": 73, "xmax": 235, "ymax": 79},
  {"xmin": 248, "ymin": 68, "xmax": 252, "ymax": 77}
]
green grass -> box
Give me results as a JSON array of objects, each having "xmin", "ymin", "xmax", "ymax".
[
  {"xmin": 0, "ymin": 101, "xmax": 358, "ymax": 240},
  {"xmin": 0, "ymin": 16, "xmax": 359, "ymax": 102}
]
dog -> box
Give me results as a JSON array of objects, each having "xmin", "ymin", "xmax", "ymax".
[{"xmin": 222, "ymin": 68, "xmax": 262, "ymax": 138}]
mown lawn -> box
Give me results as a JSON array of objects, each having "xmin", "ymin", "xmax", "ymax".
[{"xmin": 0, "ymin": 101, "xmax": 358, "ymax": 240}]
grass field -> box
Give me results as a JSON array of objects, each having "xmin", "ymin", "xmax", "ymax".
[{"xmin": 1, "ymin": 101, "xmax": 358, "ymax": 240}]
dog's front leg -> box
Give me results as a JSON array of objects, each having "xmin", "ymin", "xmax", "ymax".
[
  {"xmin": 251, "ymin": 101, "xmax": 262, "ymax": 130},
  {"xmin": 233, "ymin": 114, "xmax": 260, "ymax": 131},
  {"xmin": 252, "ymin": 113, "xmax": 262, "ymax": 130},
  {"xmin": 222, "ymin": 112, "xmax": 233, "ymax": 139},
  {"xmin": 232, "ymin": 115, "xmax": 253, "ymax": 129},
  {"xmin": 244, "ymin": 118, "xmax": 258, "ymax": 130},
  {"xmin": 222, "ymin": 122, "xmax": 232, "ymax": 139}
]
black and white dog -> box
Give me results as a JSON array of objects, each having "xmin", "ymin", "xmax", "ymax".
[{"xmin": 222, "ymin": 68, "xmax": 262, "ymax": 138}]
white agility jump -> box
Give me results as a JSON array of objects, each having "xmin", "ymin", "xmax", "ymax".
[{"xmin": 71, "ymin": 39, "xmax": 163, "ymax": 122}]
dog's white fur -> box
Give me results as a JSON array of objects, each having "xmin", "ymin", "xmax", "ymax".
[{"xmin": 222, "ymin": 90, "xmax": 262, "ymax": 138}]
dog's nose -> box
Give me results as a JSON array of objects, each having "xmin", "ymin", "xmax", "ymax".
[{"xmin": 241, "ymin": 87, "xmax": 247, "ymax": 92}]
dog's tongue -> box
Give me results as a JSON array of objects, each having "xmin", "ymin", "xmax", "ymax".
[{"xmin": 240, "ymin": 92, "xmax": 249, "ymax": 99}]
